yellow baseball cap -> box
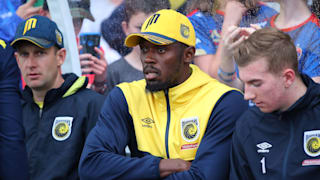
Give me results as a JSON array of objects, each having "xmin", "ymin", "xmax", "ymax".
[{"xmin": 124, "ymin": 9, "xmax": 195, "ymax": 47}]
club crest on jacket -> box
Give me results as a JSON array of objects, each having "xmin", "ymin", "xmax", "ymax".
[
  {"xmin": 52, "ymin": 117, "xmax": 73, "ymax": 141},
  {"xmin": 304, "ymin": 130, "xmax": 320, "ymax": 157}
]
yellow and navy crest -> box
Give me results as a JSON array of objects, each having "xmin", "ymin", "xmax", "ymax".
[
  {"xmin": 55, "ymin": 30, "xmax": 63, "ymax": 46},
  {"xmin": 181, "ymin": 117, "xmax": 200, "ymax": 142},
  {"xmin": 52, "ymin": 116, "xmax": 73, "ymax": 141},
  {"xmin": 180, "ymin": 24, "xmax": 190, "ymax": 39},
  {"xmin": 304, "ymin": 130, "xmax": 320, "ymax": 157}
]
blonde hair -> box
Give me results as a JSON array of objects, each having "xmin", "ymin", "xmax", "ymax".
[{"xmin": 234, "ymin": 27, "xmax": 299, "ymax": 75}]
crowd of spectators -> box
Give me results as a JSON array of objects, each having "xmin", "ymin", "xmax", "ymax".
[{"xmin": 0, "ymin": 0, "xmax": 320, "ymax": 179}]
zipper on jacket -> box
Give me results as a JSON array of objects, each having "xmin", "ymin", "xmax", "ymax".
[
  {"xmin": 282, "ymin": 117, "xmax": 294, "ymax": 180},
  {"xmin": 164, "ymin": 89, "xmax": 171, "ymax": 159},
  {"xmin": 39, "ymin": 109, "xmax": 43, "ymax": 119}
]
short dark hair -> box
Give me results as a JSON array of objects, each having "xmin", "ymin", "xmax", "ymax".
[
  {"xmin": 234, "ymin": 27, "xmax": 299, "ymax": 75},
  {"xmin": 124, "ymin": 0, "xmax": 170, "ymax": 22}
]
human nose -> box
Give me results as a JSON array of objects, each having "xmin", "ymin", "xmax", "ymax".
[
  {"xmin": 25, "ymin": 55, "xmax": 37, "ymax": 68},
  {"xmin": 142, "ymin": 48, "xmax": 156, "ymax": 64},
  {"xmin": 243, "ymin": 86, "xmax": 255, "ymax": 101}
]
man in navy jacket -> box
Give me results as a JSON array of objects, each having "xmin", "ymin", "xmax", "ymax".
[
  {"xmin": 0, "ymin": 40, "xmax": 29, "ymax": 179},
  {"xmin": 230, "ymin": 27, "xmax": 320, "ymax": 179}
]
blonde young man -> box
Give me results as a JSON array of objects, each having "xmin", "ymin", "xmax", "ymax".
[
  {"xmin": 230, "ymin": 27, "xmax": 320, "ymax": 179},
  {"xmin": 79, "ymin": 9, "xmax": 248, "ymax": 179},
  {"xmin": 11, "ymin": 15, "xmax": 105, "ymax": 180}
]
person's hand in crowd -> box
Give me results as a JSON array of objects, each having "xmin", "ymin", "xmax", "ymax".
[
  {"xmin": 221, "ymin": 26, "xmax": 252, "ymax": 56},
  {"xmin": 223, "ymin": 0, "xmax": 247, "ymax": 29},
  {"xmin": 16, "ymin": 0, "xmax": 42, "ymax": 20},
  {"xmin": 218, "ymin": 25, "xmax": 257, "ymax": 90},
  {"xmin": 159, "ymin": 159, "xmax": 191, "ymax": 178},
  {"xmin": 79, "ymin": 45, "xmax": 108, "ymax": 84}
]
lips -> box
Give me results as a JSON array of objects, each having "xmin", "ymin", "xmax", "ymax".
[
  {"xmin": 255, "ymin": 102, "xmax": 263, "ymax": 107},
  {"xmin": 143, "ymin": 66, "xmax": 159, "ymax": 81},
  {"xmin": 27, "ymin": 72, "xmax": 40, "ymax": 79}
]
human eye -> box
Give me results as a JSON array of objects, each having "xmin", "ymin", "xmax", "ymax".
[
  {"xmin": 36, "ymin": 50, "xmax": 46, "ymax": 56},
  {"xmin": 19, "ymin": 52, "xmax": 28, "ymax": 57},
  {"xmin": 140, "ymin": 45, "xmax": 148, "ymax": 53},
  {"xmin": 251, "ymin": 81, "xmax": 262, "ymax": 87},
  {"xmin": 136, "ymin": 25, "xmax": 142, "ymax": 31},
  {"xmin": 158, "ymin": 47, "xmax": 166, "ymax": 54}
]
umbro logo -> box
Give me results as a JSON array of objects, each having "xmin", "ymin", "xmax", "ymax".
[
  {"xmin": 141, "ymin": 117, "xmax": 154, "ymax": 128},
  {"xmin": 257, "ymin": 142, "xmax": 272, "ymax": 153}
]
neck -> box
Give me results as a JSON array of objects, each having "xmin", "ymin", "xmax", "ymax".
[
  {"xmin": 32, "ymin": 75, "xmax": 65, "ymax": 102},
  {"xmin": 124, "ymin": 48, "xmax": 143, "ymax": 71},
  {"xmin": 275, "ymin": 0, "xmax": 311, "ymax": 29},
  {"xmin": 281, "ymin": 76, "xmax": 307, "ymax": 111},
  {"xmin": 32, "ymin": 90, "xmax": 47, "ymax": 102}
]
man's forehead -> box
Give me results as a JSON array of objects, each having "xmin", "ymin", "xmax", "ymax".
[{"xmin": 238, "ymin": 59, "xmax": 269, "ymax": 82}]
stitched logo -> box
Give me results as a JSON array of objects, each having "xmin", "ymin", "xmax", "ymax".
[
  {"xmin": 257, "ymin": 142, "xmax": 272, "ymax": 153},
  {"xmin": 180, "ymin": 24, "xmax": 190, "ymax": 39},
  {"xmin": 141, "ymin": 117, "xmax": 154, "ymax": 128},
  {"xmin": 304, "ymin": 130, "xmax": 320, "ymax": 157},
  {"xmin": 181, "ymin": 117, "xmax": 199, "ymax": 142},
  {"xmin": 23, "ymin": 18, "xmax": 37, "ymax": 35},
  {"xmin": 52, "ymin": 116, "xmax": 73, "ymax": 141}
]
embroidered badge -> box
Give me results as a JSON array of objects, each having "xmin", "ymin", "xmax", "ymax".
[
  {"xmin": 296, "ymin": 44, "xmax": 302, "ymax": 61},
  {"xmin": 52, "ymin": 116, "xmax": 73, "ymax": 141},
  {"xmin": 55, "ymin": 30, "xmax": 63, "ymax": 46},
  {"xmin": 181, "ymin": 117, "xmax": 200, "ymax": 142},
  {"xmin": 304, "ymin": 130, "xmax": 320, "ymax": 157},
  {"xmin": 141, "ymin": 117, "xmax": 154, "ymax": 128},
  {"xmin": 257, "ymin": 142, "xmax": 272, "ymax": 153},
  {"xmin": 180, "ymin": 24, "xmax": 190, "ymax": 39}
]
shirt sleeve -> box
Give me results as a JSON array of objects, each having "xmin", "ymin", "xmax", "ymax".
[
  {"xmin": 0, "ymin": 44, "xmax": 29, "ymax": 179},
  {"xmin": 79, "ymin": 87, "xmax": 161, "ymax": 180},
  {"xmin": 300, "ymin": 36, "xmax": 320, "ymax": 78},
  {"xmin": 188, "ymin": 12, "xmax": 218, "ymax": 56},
  {"xmin": 163, "ymin": 90, "xmax": 248, "ymax": 179},
  {"xmin": 0, "ymin": 13, "xmax": 23, "ymax": 42}
]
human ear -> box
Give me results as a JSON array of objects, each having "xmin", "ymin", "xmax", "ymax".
[
  {"xmin": 282, "ymin": 69, "xmax": 295, "ymax": 88},
  {"xmin": 56, "ymin": 48, "xmax": 66, "ymax": 67},
  {"xmin": 121, "ymin": 21, "xmax": 130, "ymax": 36},
  {"xmin": 14, "ymin": 52, "xmax": 22, "ymax": 69},
  {"xmin": 184, "ymin": 46, "xmax": 195, "ymax": 64}
]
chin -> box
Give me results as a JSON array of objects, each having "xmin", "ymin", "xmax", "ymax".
[
  {"xmin": 259, "ymin": 107, "xmax": 276, "ymax": 113},
  {"xmin": 146, "ymin": 81, "xmax": 170, "ymax": 92}
]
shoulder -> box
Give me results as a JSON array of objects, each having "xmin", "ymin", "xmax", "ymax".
[
  {"xmin": 234, "ymin": 106, "xmax": 263, "ymax": 139},
  {"xmin": 189, "ymin": 11, "xmax": 217, "ymax": 27},
  {"xmin": 117, "ymin": 79, "xmax": 145, "ymax": 91},
  {"xmin": 74, "ymin": 88, "xmax": 106, "ymax": 105},
  {"xmin": 108, "ymin": 58, "xmax": 127, "ymax": 71},
  {"xmin": 212, "ymin": 90, "xmax": 248, "ymax": 117},
  {"xmin": 0, "ymin": 41, "xmax": 15, "ymax": 71}
]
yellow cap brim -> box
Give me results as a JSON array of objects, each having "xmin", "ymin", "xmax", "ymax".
[{"xmin": 124, "ymin": 33, "xmax": 176, "ymax": 47}]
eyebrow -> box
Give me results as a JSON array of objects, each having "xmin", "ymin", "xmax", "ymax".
[{"xmin": 247, "ymin": 79, "xmax": 262, "ymax": 84}]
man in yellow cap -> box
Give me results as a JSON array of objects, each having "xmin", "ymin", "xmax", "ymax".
[{"xmin": 79, "ymin": 9, "xmax": 248, "ymax": 179}]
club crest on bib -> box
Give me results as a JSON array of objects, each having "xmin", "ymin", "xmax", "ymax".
[
  {"xmin": 52, "ymin": 117, "xmax": 73, "ymax": 141},
  {"xmin": 304, "ymin": 130, "xmax": 320, "ymax": 157},
  {"xmin": 181, "ymin": 117, "xmax": 200, "ymax": 142}
]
